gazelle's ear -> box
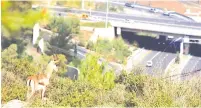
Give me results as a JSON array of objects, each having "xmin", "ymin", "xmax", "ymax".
[
  {"xmin": 56, "ymin": 54, "xmax": 59, "ymax": 60},
  {"xmin": 52, "ymin": 54, "xmax": 56, "ymax": 60}
]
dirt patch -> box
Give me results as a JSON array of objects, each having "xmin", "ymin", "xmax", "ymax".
[{"xmin": 75, "ymin": 30, "xmax": 93, "ymax": 47}]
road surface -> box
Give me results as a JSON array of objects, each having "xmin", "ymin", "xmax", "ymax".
[
  {"xmin": 138, "ymin": 50, "xmax": 176, "ymax": 75},
  {"xmin": 181, "ymin": 56, "xmax": 201, "ymax": 80},
  {"xmin": 44, "ymin": 6, "xmax": 201, "ymax": 27},
  {"xmin": 110, "ymin": 1, "xmax": 194, "ymax": 22}
]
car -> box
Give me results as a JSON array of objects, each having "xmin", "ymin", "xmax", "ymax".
[
  {"xmin": 163, "ymin": 11, "xmax": 175, "ymax": 16},
  {"xmin": 149, "ymin": 8, "xmax": 163, "ymax": 13},
  {"xmin": 131, "ymin": 4, "xmax": 135, "ymax": 8},
  {"xmin": 146, "ymin": 61, "xmax": 153, "ymax": 67},
  {"xmin": 149, "ymin": 8, "xmax": 157, "ymax": 13},
  {"xmin": 125, "ymin": 3, "xmax": 131, "ymax": 7}
]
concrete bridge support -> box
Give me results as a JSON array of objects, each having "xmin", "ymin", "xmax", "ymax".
[
  {"xmin": 180, "ymin": 36, "xmax": 190, "ymax": 55},
  {"xmin": 183, "ymin": 36, "xmax": 190, "ymax": 55},
  {"xmin": 114, "ymin": 27, "xmax": 121, "ymax": 37}
]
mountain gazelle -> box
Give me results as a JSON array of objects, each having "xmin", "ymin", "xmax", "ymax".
[{"xmin": 26, "ymin": 54, "xmax": 59, "ymax": 101}]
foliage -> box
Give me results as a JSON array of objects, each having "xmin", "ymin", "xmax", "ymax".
[
  {"xmin": 95, "ymin": 2, "xmax": 107, "ymax": 11},
  {"xmin": 109, "ymin": 5, "xmax": 124, "ymax": 12},
  {"xmin": 79, "ymin": 54, "xmax": 115, "ymax": 90},
  {"xmin": 30, "ymin": 76, "xmax": 99, "ymax": 107},
  {"xmin": 112, "ymin": 37, "xmax": 131, "ymax": 63},
  {"xmin": 80, "ymin": 21, "xmax": 111, "ymax": 28},
  {"xmin": 57, "ymin": 0, "xmax": 82, "ymax": 9},
  {"xmin": 56, "ymin": 54, "xmax": 68, "ymax": 76},
  {"xmin": 2, "ymin": 1, "xmax": 49, "ymax": 37},
  {"xmin": 88, "ymin": 37, "xmax": 131, "ymax": 63},
  {"xmin": 47, "ymin": 16, "xmax": 80, "ymax": 48},
  {"xmin": 2, "ymin": 44, "xmax": 39, "ymax": 79},
  {"xmin": 56, "ymin": 0, "xmax": 95, "ymax": 10},
  {"xmin": 104, "ymin": 84, "xmax": 126, "ymax": 106},
  {"xmin": 69, "ymin": 58, "xmax": 81, "ymax": 68},
  {"xmin": 2, "ymin": 44, "xmax": 18, "ymax": 58},
  {"xmin": 2, "ymin": 71, "xmax": 27, "ymax": 103}
]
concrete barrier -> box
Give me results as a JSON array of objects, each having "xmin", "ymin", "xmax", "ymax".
[{"xmin": 65, "ymin": 65, "xmax": 80, "ymax": 80}]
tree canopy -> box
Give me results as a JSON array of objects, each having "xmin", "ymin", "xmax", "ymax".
[{"xmin": 2, "ymin": 1, "xmax": 49, "ymax": 37}]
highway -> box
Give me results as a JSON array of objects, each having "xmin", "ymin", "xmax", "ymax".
[
  {"xmin": 181, "ymin": 56, "xmax": 201, "ymax": 80},
  {"xmin": 138, "ymin": 50, "xmax": 176, "ymax": 75},
  {"xmin": 110, "ymin": 1, "xmax": 194, "ymax": 22},
  {"xmin": 45, "ymin": 6, "xmax": 201, "ymax": 27}
]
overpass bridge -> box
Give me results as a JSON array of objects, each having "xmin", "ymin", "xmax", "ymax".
[
  {"xmin": 111, "ymin": 21, "xmax": 201, "ymax": 55},
  {"xmin": 38, "ymin": 6, "xmax": 201, "ymax": 55}
]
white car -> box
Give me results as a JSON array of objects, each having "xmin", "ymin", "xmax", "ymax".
[
  {"xmin": 146, "ymin": 61, "xmax": 153, "ymax": 67},
  {"xmin": 131, "ymin": 4, "xmax": 135, "ymax": 8}
]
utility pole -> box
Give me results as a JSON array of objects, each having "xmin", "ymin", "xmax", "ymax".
[
  {"xmin": 90, "ymin": 0, "xmax": 92, "ymax": 16},
  {"xmin": 82, "ymin": 0, "xmax": 85, "ymax": 10},
  {"xmin": 105, "ymin": 0, "xmax": 109, "ymax": 28}
]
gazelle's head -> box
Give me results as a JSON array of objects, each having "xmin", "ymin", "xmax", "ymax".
[{"xmin": 51, "ymin": 54, "xmax": 59, "ymax": 72}]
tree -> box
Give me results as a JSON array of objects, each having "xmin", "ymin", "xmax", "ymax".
[
  {"xmin": 79, "ymin": 54, "xmax": 115, "ymax": 90},
  {"xmin": 2, "ymin": 1, "xmax": 49, "ymax": 56},
  {"xmin": 48, "ymin": 16, "xmax": 80, "ymax": 49},
  {"xmin": 2, "ymin": 1, "xmax": 49, "ymax": 37}
]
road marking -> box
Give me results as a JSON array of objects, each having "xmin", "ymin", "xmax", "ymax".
[{"xmin": 150, "ymin": 51, "xmax": 161, "ymax": 61}]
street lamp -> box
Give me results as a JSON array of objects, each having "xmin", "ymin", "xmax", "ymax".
[
  {"xmin": 105, "ymin": 0, "xmax": 109, "ymax": 28},
  {"xmin": 82, "ymin": 0, "xmax": 85, "ymax": 10}
]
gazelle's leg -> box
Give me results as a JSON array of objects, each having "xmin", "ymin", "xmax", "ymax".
[
  {"xmin": 41, "ymin": 86, "xmax": 46, "ymax": 100},
  {"xmin": 28, "ymin": 80, "xmax": 36, "ymax": 100},
  {"xmin": 26, "ymin": 88, "xmax": 30, "ymax": 101}
]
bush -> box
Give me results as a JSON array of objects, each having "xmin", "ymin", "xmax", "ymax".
[
  {"xmin": 88, "ymin": 37, "xmax": 131, "ymax": 63},
  {"xmin": 56, "ymin": 54, "xmax": 68, "ymax": 76},
  {"xmin": 30, "ymin": 76, "xmax": 98, "ymax": 107},
  {"xmin": 47, "ymin": 16, "xmax": 80, "ymax": 48},
  {"xmin": 2, "ymin": 44, "xmax": 39, "ymax": 79},
  {"xmin": 79, "ymin": 54, "xmax": 115, "ymax": 90},
  {"xmin": 2, "ymin": 71, "xmax": 27, "ymax": 103}
]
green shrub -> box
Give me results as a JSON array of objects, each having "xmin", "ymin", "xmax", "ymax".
[
  {"xmin": 30, "ymin": 76, "xmax": 98, "ymax": 107},
  {"xmin": 86, "ymin": 41, "xmax": 94, "ymax": 50},
  {"xmin": 79, "ymin": 54, "xmax": 115, "ymax": 90},
  {"xmin": 2, "ymin": 44, "xmax": 39, "ymax": 79},
  {"xmin": 56, "ymin": 54, "xmax": 68, "ymax": 76},
  {"xmin": 2, "ymin": 71, "xmax": 27, "ymax": 103},
  {"xmin": 69, "ymin": 58, "xmax": 81, "ymax": 68},
  {"xmin": 88, "ymin": 37, "xmax": 131, "ymax": 63}
]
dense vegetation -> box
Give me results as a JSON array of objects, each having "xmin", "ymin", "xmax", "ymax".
[
  {"xmin": 87, "ymin": 37, "xmax": 132, "ymax": 64},
  {"xmin": 46, "ymin": 15, "xmax": 80, "ymax": 50},
  {"xmin": 2, "ymin": 45, "xmax": 201, "ymax": 107}
]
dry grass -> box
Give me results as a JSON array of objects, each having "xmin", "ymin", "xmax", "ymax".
[{"xmin": 76, "ymin": 30, "xmax": 93, "ymax": 47}]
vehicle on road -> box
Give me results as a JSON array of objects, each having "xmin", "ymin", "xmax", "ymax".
[
  {"xmin": 131, "ymin": 4, "xmax": 135, "ymax": 8},
  {"xmin": 163, "ymin": 11, "xmax": 175, "ymax": 16},
  {"xmin": 125, "ymin": 3, "xmax": 132, "ymax": 7},
  {"xmin": 146, "ymin": 61, "xmax": 153, "ymax": 67},
  {"xmin": 81, "ymin": 13, "xmax": 88, "ymax": 19},
  {"xmin": 149, "ymin": 8, "xmax": 163, "ymax": 13}
]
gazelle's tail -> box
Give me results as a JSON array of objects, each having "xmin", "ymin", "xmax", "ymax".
[{"xmin": 27, "ymin": 79, "xmax": 31, "ymax": 86}]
